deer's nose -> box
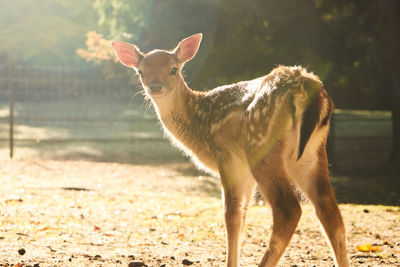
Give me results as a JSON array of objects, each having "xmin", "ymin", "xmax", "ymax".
[{"xmin": 149, "ymin": 82, "xmax": 163, "ymax": 93}]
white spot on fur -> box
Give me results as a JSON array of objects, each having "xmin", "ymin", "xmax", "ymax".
[{"xmin": 249, "ymin": 124, "xmax": 255, "ymax": 133}]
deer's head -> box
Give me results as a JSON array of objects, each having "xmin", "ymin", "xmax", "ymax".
[{"xmin": 112, "ymin": 33, "xmax": 202, "ymax": 99}]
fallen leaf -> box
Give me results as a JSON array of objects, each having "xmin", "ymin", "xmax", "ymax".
[
  {"xmin": 356, "ymin": 243, "xmax": 380, "ymax": 252},
  {"xmin": 104, "ymin": 233, "xmax": 114, "ymax": 237},
  {"xmin": 94, "ymin": 226, "xmax": 101, "ymax": 231},
  {"xmin": 178, "ymin": 233, "xmax": 185, "ymax": 239}
]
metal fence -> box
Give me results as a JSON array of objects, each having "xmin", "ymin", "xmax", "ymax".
[
  {"xmin": 0, "ymin": 62, "xmax": 394, "ymax": 171},
  {"xmin": 0, "ymin": 62, "xmax": 186, "ymax": 163}
]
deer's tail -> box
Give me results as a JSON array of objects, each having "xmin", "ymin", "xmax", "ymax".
[{"xmin": 297, "ymin": 82, "xmax": 334, "ymax": 160}]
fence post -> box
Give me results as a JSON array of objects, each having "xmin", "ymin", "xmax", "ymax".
[{"xmin": 9, "ymin": 61, "xmax": 14, "ymax": 159}]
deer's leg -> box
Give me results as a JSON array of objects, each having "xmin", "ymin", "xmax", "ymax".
[
  {"xmin": 218, "ymin": 152, "xmax": 256, "ymax": 267},
  {"xmin": 295, "ymin": 147, "xmax": 348, "ymax": 267},
  {"xmin": 252, "ymin": 155, "xmax": 302, "ymax": 267}
]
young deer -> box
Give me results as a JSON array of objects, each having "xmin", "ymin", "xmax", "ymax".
[{"xmin": 112, "ymin": 33, "xmax": 348, "ymax": 267}]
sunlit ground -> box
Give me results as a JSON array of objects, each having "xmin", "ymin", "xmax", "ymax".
[
  {"xmin": 0, "ymin": 108, "xmax": 398, "ymax": 265},
  {"xmin": 0, "ymin": 159, "xmax": 399, "ymax": 266}
]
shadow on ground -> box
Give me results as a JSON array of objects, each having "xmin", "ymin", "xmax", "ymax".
[
  {"xmin": 332, "ymin": 172, "xmax": 400, "ymax": 206},
  {"xmin": 2, "ymin": 139, "xmax": 399, "ymax": 206}
]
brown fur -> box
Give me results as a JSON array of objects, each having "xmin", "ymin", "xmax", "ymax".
[{"xmin": 112, "ymin": 34, "xmax": 349, "ymax": 267}]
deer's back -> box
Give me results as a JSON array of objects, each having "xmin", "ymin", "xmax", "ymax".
[{"xmin": 176, "ymin": 66, "xmax": 326, "ymax": 173}]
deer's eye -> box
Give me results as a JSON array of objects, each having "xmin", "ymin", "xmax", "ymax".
[
  {"xmin": 138, "ymin": 70, "xmax": 144, "ymax": 77},
  {"xmin": 170, "ymin": 67, "xmax": 178, "ymax": 75}
]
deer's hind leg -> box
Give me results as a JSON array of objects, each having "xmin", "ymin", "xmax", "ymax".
[
  {"xmin": 293, "ymin": 145, "xmax": 348, "ymax": 267},
  {"xmin": 251, "ymin": 149, "xmax": 302, "ymax": 267}
]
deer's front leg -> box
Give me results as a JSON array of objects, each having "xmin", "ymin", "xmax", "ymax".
[{"xmin": 218, "ymin": 152, "xmax": 256, "ymax": 267}]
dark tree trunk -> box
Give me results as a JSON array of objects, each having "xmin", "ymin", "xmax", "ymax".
[{"xmin": 377, "ymin": 0, "xmax": 400, "ymax": 172}]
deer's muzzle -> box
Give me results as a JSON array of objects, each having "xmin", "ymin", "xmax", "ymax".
[{"xmin": 149, "ymin": 82, "xmax": 163, "ymax": 93}]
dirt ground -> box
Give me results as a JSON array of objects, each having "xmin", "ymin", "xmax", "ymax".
[{"xmin": 0, "ymin": 159, "xmax": 399, "ymax": 266}]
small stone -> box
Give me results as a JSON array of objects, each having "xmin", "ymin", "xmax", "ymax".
[
  {"xmin": 18, "ymin": 248, "xmax": 26, "ymax": 255},
  {"xmin": 182, "ymin": 259, "xmax": 193, "ymax": 266}
]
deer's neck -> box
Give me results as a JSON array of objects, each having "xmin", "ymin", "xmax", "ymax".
[{"xmin": 152, "ymin": 83, "xmax": 205, "ymax": 139}]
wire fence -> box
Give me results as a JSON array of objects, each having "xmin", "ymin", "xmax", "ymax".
[
  {"xmin": 0, "ymin": 62, "xmax": 186, "ymax": 163},
  {"xmin": 0, "ymin": 62, "xmax": 394, "ymax": 171}
]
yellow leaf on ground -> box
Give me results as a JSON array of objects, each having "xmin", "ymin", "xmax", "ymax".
[{"xmin": 356, "ymin": 243, "xmax": 380, "ymax": 252}]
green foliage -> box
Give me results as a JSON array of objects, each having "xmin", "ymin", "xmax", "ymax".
[
  {"xmin": 0, "ymin": 0, "xmax": 97, "ymax": 66},
  {"xmin": 2, "ymin": 0, "xmax": 396, "ymax": 109},
  {"xmin": 90, "ymin": 0, "xmax": 395, "ymax": 110}
]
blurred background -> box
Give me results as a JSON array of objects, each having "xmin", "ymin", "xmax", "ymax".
[{"xmin": 0, "ymin": 0, "xmax": 399, "ymax": 174}]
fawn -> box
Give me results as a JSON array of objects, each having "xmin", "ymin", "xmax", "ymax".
[{"xmin": 112, "ymin": 33, "xmax": 348, "ymax": 267}]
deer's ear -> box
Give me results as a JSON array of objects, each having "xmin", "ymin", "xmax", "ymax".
[
  {"xmin": 112, "ymin": 41, "xmax": 143, "ymax": 69},
  {"xmin": 175, "ymin": 33, "xmax": 202, "ymax": 63}
]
